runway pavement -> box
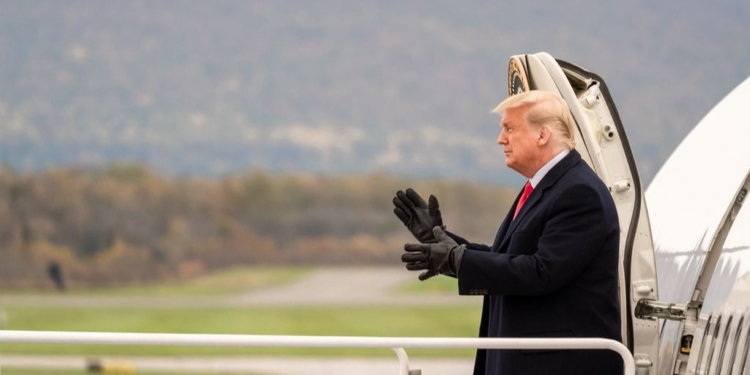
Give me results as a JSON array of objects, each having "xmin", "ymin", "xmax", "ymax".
[
  {"xmin": 233, "ymin": 266, "xmax": 480, "ymax": 306},
  {"xmin": 0, "ymin": 266, "xmax": 481, "ymax": 308}
]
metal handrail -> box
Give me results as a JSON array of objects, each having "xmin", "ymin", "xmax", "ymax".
[{"xmin": 0, "ymin": 330, "xmax": 635, "ymax": 375}]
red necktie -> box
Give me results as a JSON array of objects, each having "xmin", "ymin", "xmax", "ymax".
[{"xmin": 513, "ymin": 182, "xmax": 533, "ymax": 220}]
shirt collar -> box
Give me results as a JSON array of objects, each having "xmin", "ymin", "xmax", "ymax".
[{"xmin": 529, "ymin": 149, "xmax": 570, "ymax": 188}]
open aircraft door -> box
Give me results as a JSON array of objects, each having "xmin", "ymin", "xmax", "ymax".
[{"xmin": 506, "ymin": 52, "xmax": 661, "ymax": 373}]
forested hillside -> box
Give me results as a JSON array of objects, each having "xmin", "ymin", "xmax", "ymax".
[
  {"xmin": 1, "ymin": 1, "xmax": 748, "ymax": 183},
  {"xmin": 0, "ymin": 165, "xmax": 516, "ymax": 288}
]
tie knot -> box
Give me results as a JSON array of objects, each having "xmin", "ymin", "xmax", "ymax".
[{"xmin": 522, "ymin": 181, "xmax": 533, "ymax": 196}]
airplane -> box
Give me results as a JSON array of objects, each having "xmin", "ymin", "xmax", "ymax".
[{"xmin": 507, "ymin": 52, "xmax": 750, "ymax": 374}]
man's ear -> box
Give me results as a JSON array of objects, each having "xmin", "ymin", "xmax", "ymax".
[{"xmin": 537, "ymin": 126, "xmax": 550, "ymax": 146}]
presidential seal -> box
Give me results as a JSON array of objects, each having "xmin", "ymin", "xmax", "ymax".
[{"xmin": 508, "ymin": 56, "xmax": 530, "ymax": 96}]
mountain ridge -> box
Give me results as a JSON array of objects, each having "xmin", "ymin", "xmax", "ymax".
[{"xmin": 1, "ymin": 0, "xmax": 748, "ymax": 185}]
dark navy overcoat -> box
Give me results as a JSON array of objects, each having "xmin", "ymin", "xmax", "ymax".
[{"xmin": 452, "ymin": 150, "xmax": 623, "ymax": 375}]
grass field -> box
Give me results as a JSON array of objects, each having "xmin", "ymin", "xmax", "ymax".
[
  {"xmin": 394, "ymin": 274, "xmax": 458, "ymax": 295},
  {"xmin": 0, "ymin": 305, "xmax": 480, "ymax": 357},
  {"xmin": 0, "ymin": 267, "xmax": 480, "ymax": 358}
]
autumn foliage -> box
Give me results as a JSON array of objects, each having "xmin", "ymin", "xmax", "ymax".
[{"xmin": 0, "ymin": 165, "xmax": 515, "ymax": 289}]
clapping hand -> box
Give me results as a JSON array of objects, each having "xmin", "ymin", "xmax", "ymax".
[
  {"xmin": 402, "ymin": 227, "xmax": 465, "ymax": 281},
  {"xmin": 392, "ymin": 188, "xmax": 444, "ymax": 243}
]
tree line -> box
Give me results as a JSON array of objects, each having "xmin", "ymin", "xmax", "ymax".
[{"xmin": 0, "ymin": 164, "xmax": 516, "ymax": 289}]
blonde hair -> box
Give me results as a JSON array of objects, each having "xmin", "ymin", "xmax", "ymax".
[{"xmin": 492, "ymin": 90, "xmax": 576, "ymax": 149}]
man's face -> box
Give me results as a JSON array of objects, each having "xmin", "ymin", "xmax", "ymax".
[{"xmin": 497, "ymin": 106, "xmax": 541, "ymax": 178}]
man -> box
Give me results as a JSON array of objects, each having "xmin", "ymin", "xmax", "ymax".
[{"xmin": 394, "ymin": 90, "xmax": 622, "ymax": 375}]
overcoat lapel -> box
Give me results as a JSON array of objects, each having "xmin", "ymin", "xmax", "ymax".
[
  {"xmin": 490, "ymin": 193, "xmax": 518, "ymax": 252},
  {"xmin": 495, "ymin": 150, "xmax": 583, "ymax": 251}
]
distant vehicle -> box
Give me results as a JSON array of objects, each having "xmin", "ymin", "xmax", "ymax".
[{"xmin": 508, "ymin": 52, "xmax": 750, "ymax": 375}]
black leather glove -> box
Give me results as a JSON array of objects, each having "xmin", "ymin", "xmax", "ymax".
[
  {"xmin": 401, "ymin": 226, "xmax": 465, "ymax": 281},
  {"xmin": 393, "ymin": 188, "xmax": 444, "ymax": 243}
]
